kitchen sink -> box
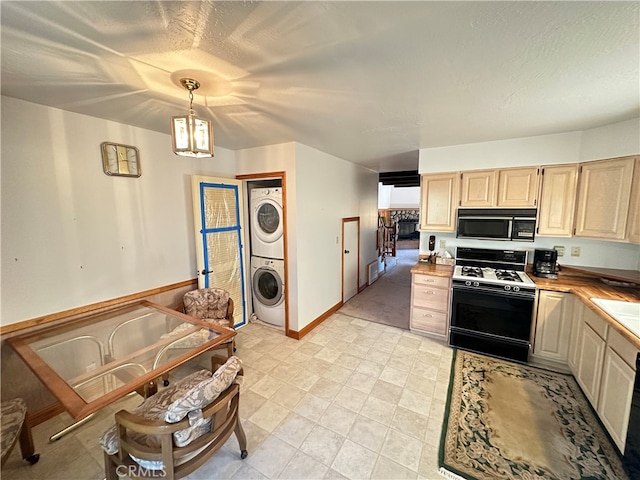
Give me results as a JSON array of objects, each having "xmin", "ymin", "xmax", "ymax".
[{"xmin": 590, "ymin": 298, "xmax": 640, "ymax": 338}]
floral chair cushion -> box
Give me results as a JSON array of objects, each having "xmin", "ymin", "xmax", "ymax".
[
  {"xmin": 1, "ymin": 398, "xmax": 27, "ymax": 461},
  {"xmin": 183, "ymin": 288, "xmax": 230, "ymax": 321},
  {"xmin": 100, "ymin": 355, "xmax": 242, "ymax": 463}
]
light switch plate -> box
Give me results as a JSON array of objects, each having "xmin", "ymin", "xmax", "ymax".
[{"xmin": 554, "ymin": 246, "xmax": 565, "ymax": 257}]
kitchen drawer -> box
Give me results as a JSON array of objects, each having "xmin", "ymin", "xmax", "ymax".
[
  {"xmin": 412, "ymin": 274, "xmax": 450, "ymax": 289},
  {"xmin": 412, "ymin": 286, "xmax": 449, "ymax": 311},
  {"xmin": 608, "ymin": 328, "xmax": 638, "ymax": 370},
  {"xmin": 583, "ymin": 306, "xmax": 608, "ymax": 340},
  {"xmin": 411, "ymin": 307, "xmax": 448, "ymax": 335}
]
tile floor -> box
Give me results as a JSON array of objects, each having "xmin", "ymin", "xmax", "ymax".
[{"xmin": 1, "ymin": 312, "xmax": 453, "ymax": 480}]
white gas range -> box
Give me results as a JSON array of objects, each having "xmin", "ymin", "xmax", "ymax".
[
  {"xmin": 452, "ymin": 265, "xmax": 535, "ymax": 292},
  {"xmin": 449, "ymin": 247, "xmax": 536, "ymax": 363}
]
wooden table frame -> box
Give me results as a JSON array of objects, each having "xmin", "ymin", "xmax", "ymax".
[{"xmin": 7, "ymin": 300, "xmax": 235, "ymax": 421}]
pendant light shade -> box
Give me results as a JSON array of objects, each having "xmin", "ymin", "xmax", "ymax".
[{"xmin": 171, "ymin": 78, "xmax": 214, "ymax": 157}]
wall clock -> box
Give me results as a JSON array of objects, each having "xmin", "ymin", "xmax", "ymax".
[{"xmin": 101, "ymin": 142, "xmax": 141, "ymax": 177}]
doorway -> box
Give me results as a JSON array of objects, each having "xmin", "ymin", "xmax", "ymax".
[{"xmin": 342, "ymin": 217, "xmax": 360, "ymax": 303}]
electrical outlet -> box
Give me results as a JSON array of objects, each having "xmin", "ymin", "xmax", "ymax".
[
  {"xmin": 554, "ymin": 246, "xmax": 565, "ymax": 257},
  {"xmin": 439, "ymin": 240, "xmax": 446, "ymax": 249},
  {"xmin": 571, "ymin": 246, "xmax": 581, "ymax": 257}
]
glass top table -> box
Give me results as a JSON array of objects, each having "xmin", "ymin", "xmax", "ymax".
[{"xmin": 7, "ymin": 300, "xmax": 235, "ymax": 421}]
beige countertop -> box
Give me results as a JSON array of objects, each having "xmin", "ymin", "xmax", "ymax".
[
  {"xmin": 411, "ymin": 260, "xmax": 640, "ymax": 349},
  {"xmin": 531, "ymin": 271, "xmax": 640, "ymax": 350},
  {"xmin": 410, "ymin": 262, "xmax": 454, "ymax": 277}
]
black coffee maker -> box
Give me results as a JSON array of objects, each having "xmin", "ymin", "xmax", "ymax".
[{"xmin": 533, "ymin": 249, "xmax": 559, "ymax": 279}]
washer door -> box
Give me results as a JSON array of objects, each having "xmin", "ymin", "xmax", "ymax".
[
  {"xmin": 253, "ymin": 267, "xmax": 284, "ymax": 307},
  {"xmin": 253, "ymin": 199, "xmax": 283, "ymax": 244}
]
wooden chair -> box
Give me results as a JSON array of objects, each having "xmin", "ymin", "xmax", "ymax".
[
  {"xmin": 102, "ymin": 356, "xmax": 247, "ymax": 480},
  {"xmin": 173, "ymin": 288, "xmax": 236, "ymax": 357},
  {"xmin": 1, "ymin": 398, "xmax": 39, "ymax": 466},
  {"xmin": 158, "ymin": 288, "xmax": 235, "ymax": 388}
]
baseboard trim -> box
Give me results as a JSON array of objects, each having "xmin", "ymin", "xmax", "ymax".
[
  {"xmin": 28, "ymin": 402, "xmax": 65, "ymax": 427},
  {"xmin": 287, "ymin": 301, "xmax": 342, "ymax": 340},
  {"xmin": 1, "ymin": 279, "xmax": 197, "ymax": 335}
]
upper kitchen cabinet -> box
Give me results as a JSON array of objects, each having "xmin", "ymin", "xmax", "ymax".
[
  {"xmin": 459, "ymin": 170, "xmax": 497, "ymax": 207},
  {"xmin": 537, "ymin": 164, "xmax": 578, "ymax": 237},
  {"xmin": 459, "ymin": 167, "xmax": 539, "ymax": 208},
  {"xmin": 420, "ymin": 172, "xmax": 460, "ymax": 232},
  {"xmin": 497, "ymin": 167, "xmax": 539, "ymax": 207},
  {"xmin": 574, "ymin": 156, "xmax": 635, "ymax": 240},
  {"xmin": 625, "ymin": 156, "xmax": 640, "ymax": 244}
]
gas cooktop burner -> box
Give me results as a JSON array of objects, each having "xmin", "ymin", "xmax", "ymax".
[
  {"xmin": 495, "ymin": 269, "xmax": 523, "ymax": 282},
  {"xmin": 453, "ymin": 247, "xmax": 536, "ymax": 291},
  {"xmin": 461, "ymin": 266, "xmax": 483, "ymax": 278}
]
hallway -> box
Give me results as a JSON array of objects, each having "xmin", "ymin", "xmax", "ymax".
[{"xmin": 339, "ymin": 248, "xmax": 418, "ymax": 330}]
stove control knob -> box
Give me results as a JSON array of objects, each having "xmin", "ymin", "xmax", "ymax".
[
  {"xmin": 504, "ymin": 285, "xmax": 511, "ymax": 291},
  {"xmin": 465, "ymin": 281, "xmax": 472, "ymax": 286},
  {"xmin": 513, "ymin": 286, "xmax": 520, "ymax": 292},
  {"xmin": 473, "ymin": 281, "xmax": 479, "ymax": 287}
]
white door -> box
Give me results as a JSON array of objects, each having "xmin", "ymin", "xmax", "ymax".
[
  {"xmin": 191, "ymin": 175, "xmax": 248, "ymax": 327},
  {"xmin": 342, "ymin": 218, "xmax": 360, "ymax": 302}
]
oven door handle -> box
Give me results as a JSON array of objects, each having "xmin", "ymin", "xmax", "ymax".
[{"xmin": 452, "ymin": 284, "xmax": 535, "ymax": 300}]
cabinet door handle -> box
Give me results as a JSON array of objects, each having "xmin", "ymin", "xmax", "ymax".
[
  {"xmin": 422, "ymin": 313, "xmax": 433, "ymax": 318},
  {"xmin": 423, "ymin": 290, "xmax": 435, "ymax": 294}
]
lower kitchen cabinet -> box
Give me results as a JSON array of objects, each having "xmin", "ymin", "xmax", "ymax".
[
  {"xmin": 570, "ymin": 300, "xmax": 640, "ymax": 454},
  {"xmin": 568, "ymin": 299, "xmax": 584, "ymax": 372},
  {"xmin": 576, "ymin": 321, "xmax": 606, "ymax": 407},
  {"xmin": 410, "ymin": 272, "xmax": 450, "ymax": 338},
  {"xmin": 598, "ymin": 342, "xmax": 636, "ymax": 452},
  {"xmin": 532, "ymin": 291, "xmax": 574, "ymax": 366}
]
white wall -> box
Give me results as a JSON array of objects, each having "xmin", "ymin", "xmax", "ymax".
[
  {"xmin": 378, "ymin": 184, "xmax": 392, "ymax": 209},
  {"xmin": 389, "ymin": 186, "xmax": 420, "ymax": 208},
  {"xmin": 295, "ymin": 143, "xmax": 379, "ymax": 331},
  {"xmin": 579, "ymin": 118, "xmax": 640, "ymax": 162},
  {"xmin": 417, "ymin": 119, "xmax": 640, "ymax": 270},
  {"xmin": 1, "ymin": 97, "xmax": 236, "ymax": 325},
  {"xmin": 378, "ymin": 184, "xmax": 420, "ymax": 209},
  {"xmin": 419, "ymin": 131, "xmax": 582, "ymax": 173},
  {"xmin": 420, "ymin": 233, "xmax": 640, "ymax": 270},
  {"xmin": 235, "ymin": 142, "xmax": 299, "ymax": 329}
]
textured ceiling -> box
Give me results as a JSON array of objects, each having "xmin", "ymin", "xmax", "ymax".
[{"xmin": 1, "ymin": 1, "xmax": 638, "ymax": 172}]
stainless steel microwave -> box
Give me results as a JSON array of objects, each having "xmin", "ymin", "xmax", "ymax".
[{"xmin": 456, "ymin": 208, "xmax": 537, "ymax": 241}]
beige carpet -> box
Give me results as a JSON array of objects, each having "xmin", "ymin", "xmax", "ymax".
[
  {"xmin": 440, "ymin": 350, "xmax": 629, "ymax": 480},
  {"xmin": 339, "ymin": 249, "xmax": 418, "ymax": 330}
]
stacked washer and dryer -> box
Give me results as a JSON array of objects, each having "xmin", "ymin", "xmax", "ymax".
[{"xmin": 250, "ymin": 187, "xmax": 285, "ymax": 328}]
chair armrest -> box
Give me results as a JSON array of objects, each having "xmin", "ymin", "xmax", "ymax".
[
  {"xmin": 173, "ymin": 301, "xmax": 185, "ymax": 314},
  {"xmin": 211, "ymin": 356, "xmax": 243, "ymax": 378},
  {"xmin": 114, "ymin": 410, "xmax": 189, "ymax": 436},
  {"xmin": 226, "ymin": 298, "xmax": 234, "ymax": 321}
]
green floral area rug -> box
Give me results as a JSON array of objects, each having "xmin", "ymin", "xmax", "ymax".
[{"xmin": 439, "ymin": 349, "xmax": 629, "ymax": 480}]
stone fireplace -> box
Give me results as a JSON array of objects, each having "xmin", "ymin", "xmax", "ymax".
[{"xmin": 390, "ymin": 209, "xmax": 419, "ymax": 239}]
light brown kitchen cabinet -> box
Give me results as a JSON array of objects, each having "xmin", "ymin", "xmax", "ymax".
[
  {"xmin": 497, "ymin": 167, "xmax": 539, "ymax": 207},
  {"xmin": 410, "ymin": 273, "xmax": 450, "ymax": 339},
  {"xmin": 598, "ymin": 329, "xmax": 636, "ymax": 453},
  {"xmin": 625, "ymin": 156, "xmax": 640, "ymax": 244},
  {"xmin": 567, "ymin": 298, "xmax": 583, "ymax": 373},
  {"xmin": 460, "ymin": 167, "xmax": 539, "ymax": 208},
  {"xmin": 574, "ymin": 156, "xmax": 635, "ymax": 240},
  {"xmin": 459, "ymin": 170, "xmax": 497, "ymax": 207},
  {"xmin": 575, "ymin": 306, "xmax": 608, "ymax": 408},
  {"xmin": 419, "ymin": 172, "xmax": 460, "ymax": 232},
  {"xmin": 537, "ymin": 164, "xmax": 578, "ymax": 237},
  {"xmin": 532, "ymin": 291, "xmax": 573, "ymax": 366}
]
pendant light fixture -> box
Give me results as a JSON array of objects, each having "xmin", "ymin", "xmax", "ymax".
[{"xmin": 171, "ymin": 78, "xmax": 214, "ymax": 157}]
